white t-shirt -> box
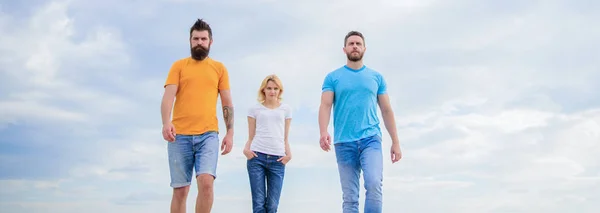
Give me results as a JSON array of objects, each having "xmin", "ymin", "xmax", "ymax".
[{"xmin": 247, "ymin": 102, "xmax": 292, "ymax": 156}]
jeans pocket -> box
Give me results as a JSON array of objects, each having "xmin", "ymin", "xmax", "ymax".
[{"xmin": 245, "ymin": 151, "xmax": 258, "ymax": 160}]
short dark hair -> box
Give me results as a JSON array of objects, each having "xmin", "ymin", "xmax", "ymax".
[
  {"xmin": 344, "ymin": 31, "xmax": 365, "ymax": 46},
  {"xmin": 189, "ymin": 19, "xmax": 213, "ymax": 39}
]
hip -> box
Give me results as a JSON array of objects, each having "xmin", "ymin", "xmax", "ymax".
[{"xmin": 172, "ymin": 117, "xmax": 220, "ymax": 135}]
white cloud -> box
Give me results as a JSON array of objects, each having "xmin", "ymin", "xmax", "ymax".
[
  {"xmin": 0, "ymin": 1, "xmax": 137, "ymax": 128},
  {"xmin": 378, "ymin": 107, "xmax": 600, "ymax": 212}
]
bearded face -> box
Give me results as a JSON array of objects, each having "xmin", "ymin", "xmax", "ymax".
[
  {"xmin": 343, "ymin": 35, "xmax": 366, "ymax": 62},
  {"xmin": 189, "ymin": 30, "xmax": 212, "ymax": 61}
]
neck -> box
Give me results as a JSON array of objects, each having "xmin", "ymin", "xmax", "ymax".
[
  {"xmin": 346, "ymin": 60, "xmax": 363, "ymax": 70},
  {"xmin": 263, "ymin": 99, "xmax": 279, "ymax": 106}
]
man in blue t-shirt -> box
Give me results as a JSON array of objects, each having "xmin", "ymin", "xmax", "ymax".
[{"xmin": 318, "ymin": 31, "xmax": 402, "ymax": 213}]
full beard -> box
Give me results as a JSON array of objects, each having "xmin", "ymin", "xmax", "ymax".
[
  {"xmin": 191, "ymin": 45, "xmax": 210, "ymax": 61},
  {"xmin": 346, "ymin": 51, "xmax": 363, "ymax": 62}
]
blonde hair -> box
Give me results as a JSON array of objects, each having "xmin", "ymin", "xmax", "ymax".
[{"xmin": 257, "ymin": 74, "xmax": 284, "ymax": 103}]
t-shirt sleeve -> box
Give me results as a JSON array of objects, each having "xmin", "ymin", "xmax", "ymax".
[
  {"xmin": 247, "ymin": 105, "xmax": 258, "ymax": 118},
  {"xmin": 285, "ymin": 105, "xmax": 293, "ymax": 119},
  {"xmin": 164, "ymin": 60, "xmax": 181, "ymax": 87},
  {"xmin": 321, "ymin": 73, "xmax": 334, "ymax": 93},
  {"xmin": 377, "ymin": 73, "xmax": 388, "ymax": 95},
  {"xmin": 218, "ymin": 63, "xmax": 231, "ymax": 90}
]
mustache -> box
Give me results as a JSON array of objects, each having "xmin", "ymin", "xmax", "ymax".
[{"xmin": 193, "ymin": 45, "xmax": 208, "ymax": 51}]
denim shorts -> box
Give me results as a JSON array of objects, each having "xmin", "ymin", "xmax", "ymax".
[{"xmin": 167, "ymin": 131, "xmax": 220, "ymax": 188}]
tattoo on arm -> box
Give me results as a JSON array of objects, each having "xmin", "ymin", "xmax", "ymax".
[{"xmin": 223, "ymin": 106, "xmax": 234, "ymax": 130}]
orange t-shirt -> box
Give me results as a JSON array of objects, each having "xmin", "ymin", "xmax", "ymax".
[{"xmin": 164, "ymin": 57, "xmax": 230, "ymax": 135}]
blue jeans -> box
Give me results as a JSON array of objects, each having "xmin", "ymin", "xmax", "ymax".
[
  {"xmin": 334, "ymin": 134, "xmax": 384, "ymax": 213},
  {"xmin": 167, "ymin": 131, "xmax": 220, "ymax": 188},
  {"xmin": 247, "ymin": 151, "xmax": 286, "ymax": 213}
]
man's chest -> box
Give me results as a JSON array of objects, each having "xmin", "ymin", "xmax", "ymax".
[
  {"xmin": 180, "ymin": 66, "xmax": 219, "ymax": 87},
  {"xmin": 335, "ymin": 74, "xmax": 379, "ymax": 93}
]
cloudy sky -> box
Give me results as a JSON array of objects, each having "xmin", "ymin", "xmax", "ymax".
[{"xmin": 1, "ymin": 0, "xmax": 599, "ymax": 212}]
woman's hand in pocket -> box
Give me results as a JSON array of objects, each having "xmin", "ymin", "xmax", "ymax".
[{"xmin": 243, "ymin": 148, "xmax": 257, "ymax": 160}]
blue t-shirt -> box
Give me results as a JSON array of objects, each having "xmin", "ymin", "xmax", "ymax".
[{"xmin": 322, "ymin": 65, "xmax": 388, "ymax": 144}]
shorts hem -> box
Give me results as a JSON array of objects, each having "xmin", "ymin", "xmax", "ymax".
[
  {"xmin": 196, "ymin": 171, "xmax": 217, "ymax": 179},
  {"xmin": 170, "ymin": 182, "xmax": 191, "ymax": 188}
]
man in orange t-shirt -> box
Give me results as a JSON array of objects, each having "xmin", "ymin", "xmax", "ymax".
[{"xmin": 160, "ymin": 19, "xmax": 234, "ymax": 213}]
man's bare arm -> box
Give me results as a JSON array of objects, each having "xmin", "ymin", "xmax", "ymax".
[
  {"xmin": 318, "ymin": 91, "xmax": 334, "ymax": 134},
  {"xmin": 161, "ymin": 85, "xmax": 178, "ymax": 125},
  {"xmin": 377, "ymin": 94, "xmax": 399, "ymax": 144},
  {"xmin": 319, "ymin": 91, "xmax": 334, "ymax": 151},
  {"xmin": 220, "ymin": 89, "xmax": 234, "ymax": 134},
  {"xmin": 161, "ymin": 84, "xmax": 178, "ymax": 141}
]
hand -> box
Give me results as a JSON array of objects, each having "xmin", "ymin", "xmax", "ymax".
[
  {"xmin": 221, "ymin": 133, "xmax": 233, "ymax": 155},
  {"xmin": 277, "ymin": 155, "xmax": 292, "ymax": 165},
  {"xmin": 243, "ymin": 147, "xmax": 257, "ymax": 159},
  {"xmin": 162, "ymin": 123, "xmax": 176, "ymax": 142},
  {"xmin": 319, "ymin": 132, "xmax": 332, "ymax": 152},
  {"xmin": 391, "ymin": 142, "xmax": 402, "ymax": 163}
]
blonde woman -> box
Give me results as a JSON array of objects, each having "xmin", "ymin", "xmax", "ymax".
[{"xmin": 244, "ymin": 74, "xmax": 292, "ymax": 213}]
